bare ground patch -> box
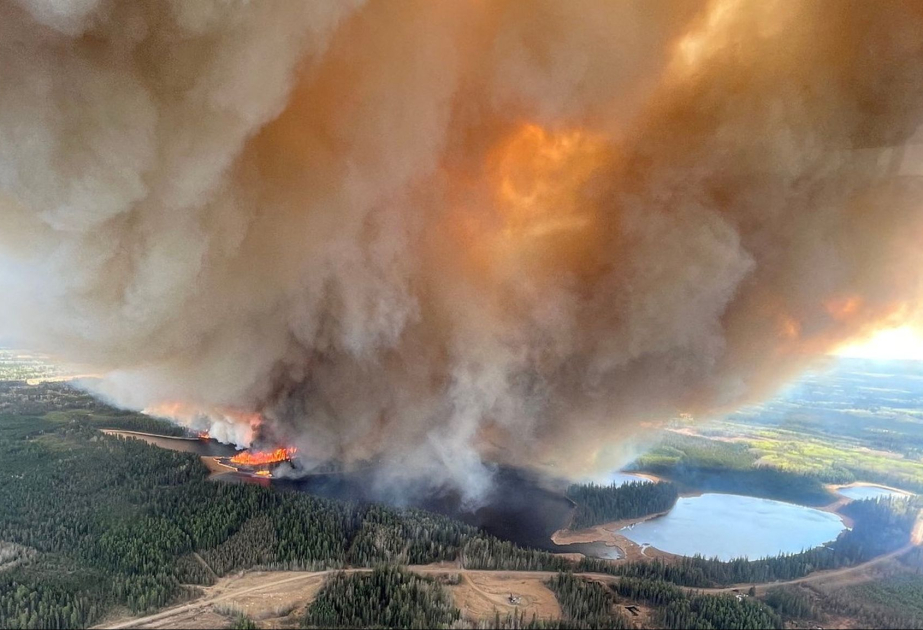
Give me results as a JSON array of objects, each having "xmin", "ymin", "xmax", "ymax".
[
  {"xmin": 551, "ymin": 519, "xmax": 675, "ymax": 563},
  {"xmin": 448, "ymin": 572, "xmax": 561, "ymax": 623},
  {"xmin": 0, "ymin": 541, "xmax": 37, "ymax": 572},
  {"xmin": 98, "ymin": 571, "xmax": 329, "ymax": 630}
]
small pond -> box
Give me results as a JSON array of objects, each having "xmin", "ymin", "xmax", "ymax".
[{"xmin": 836, "ymin": 484, "xmax": 911, "ymax": 501}]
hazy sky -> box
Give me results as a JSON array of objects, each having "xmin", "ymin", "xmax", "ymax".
[{"xmin": 835, "ymin": 326, "xmax": 923, "ymax": 361}]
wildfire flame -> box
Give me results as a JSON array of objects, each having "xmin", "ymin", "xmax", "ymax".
[{"xmin": 230, "ymin": 447, "xmax": 297, "ymax": 466}]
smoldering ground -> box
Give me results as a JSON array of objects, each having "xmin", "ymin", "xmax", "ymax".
[{"xmin": 3, "ymin": 0, "xmax": 923, "ymax": 503}]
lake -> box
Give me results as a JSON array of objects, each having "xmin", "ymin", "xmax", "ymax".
[
  {"xmin": 836, "ymin": 484, "xmax": 912, "ymax": 501},
  {"xmin": 619, "ymin": 493, "xmax": 846, "ymax": 561},
  {"xmin": 102, "ymin": 430, "xmax": 239, "ymax": 457},
  {"xmin": 277, "ymin": 466, "xmax": 623, "ymax": 558}
]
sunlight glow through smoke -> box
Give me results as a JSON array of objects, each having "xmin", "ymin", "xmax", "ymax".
[{"xmin": 836, "ymin": 326, "xmax": 923, "ymax": 361}]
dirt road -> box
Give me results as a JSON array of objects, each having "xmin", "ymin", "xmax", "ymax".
[
  {"xmin": 101, "ymin": 570, "xmax": 332, "ymax": 629},
  {"xmin": 700, "ymin": 543, "xmax": 915, "ymax": 595},
  {"xmin": 97, "ymin": 545, "xmax": 916, "ymax": 629}
]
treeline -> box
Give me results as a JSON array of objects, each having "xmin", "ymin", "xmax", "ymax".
[
  {"xmin": 612, "ymin": 577, "xmax": 782, "ymax": 629},
  {"xmin": 579, "ymin": 495, "xmax": 922, "ymax": 588},
  {"xmin": 629, "ymin": 434, "xmax": 834, "ymax": 506},
  {"xmin": 303, "ymin": 567, "xmax": 459, "ymax": 629},
  {"xmin": 566, "ymin": 481, "xmax": 678, "ymax": 530},
  {"xmin": 462, "ymin": 538, "xmax": 571, "ymax": 572}
]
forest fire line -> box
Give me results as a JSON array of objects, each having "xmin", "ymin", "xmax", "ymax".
[{"xmin": 229, "ymin": 447, "xmax": 298, "ymax": 467}]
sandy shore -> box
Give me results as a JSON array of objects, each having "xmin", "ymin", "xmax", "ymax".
[
  {"xmin": 551, "ymin": 511, "xmax": 677, "ymax": 562},
  {"xmin": 202, "ymin": 456, "xmax": 239, "ymax": 474},
  {"xmin": 628, "ymin": 471, "xmax": 665, "ymax": 484}
]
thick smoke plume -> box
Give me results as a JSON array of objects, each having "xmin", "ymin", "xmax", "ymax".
[{"xmin": 3, "ymin": 0, "xmax": 923, "ymax": 501}]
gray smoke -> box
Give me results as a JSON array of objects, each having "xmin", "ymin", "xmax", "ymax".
[{"xmin": 2, "ymin": 0, "xmax": 923, "ymax": 502}]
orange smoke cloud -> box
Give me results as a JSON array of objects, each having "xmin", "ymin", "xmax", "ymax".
[
  {"xmin": 2, "ymin": 0, "xmax": 923, "ymax": 499},
  {"xmin": 826, "ymin": 296, "xmax": 862, "ymax": 322},
  {"xmin": 491, "ymin": 124, "xmax": 605, "ymax": 237}
]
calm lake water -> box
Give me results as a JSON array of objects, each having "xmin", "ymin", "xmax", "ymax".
[
  {"xmin": 836, "ymin": 484, "xmax": 911, "ymax": 501},
  {"xmin": 619, "ymin": 493, "xmax": 846, "ymax": 561},
  {"xmin": 105, "ymin": 431, "xmax": 239, "ymax": 457}
]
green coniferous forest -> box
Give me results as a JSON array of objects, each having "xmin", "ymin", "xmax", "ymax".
[
  {"xmin": 0, "ymin": 410, "xmax": 562, "ymax": 628},
  {"xmin": 303, "ymin": 567, "xmax": 459, "ymax": 629},
  {"xmin": 611, "ymin": 578, "xmax": 782, "ymax": 629},
  {"xmin": 566, "ymin": 481, "xmax": 679, "ymax": 529}
]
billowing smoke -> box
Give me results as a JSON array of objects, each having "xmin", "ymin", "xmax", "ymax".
[{"xmin": 3, "ymin": 0, "xmax": 923, "ymax": 501}]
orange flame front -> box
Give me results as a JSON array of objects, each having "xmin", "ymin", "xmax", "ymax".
[{"xmin": 230, "ymin": 447, "xmax": 297, "ymax": 466}]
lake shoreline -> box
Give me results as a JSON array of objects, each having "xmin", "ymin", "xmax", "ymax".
[
  {"xmin": 101, "ymin": 428, "xmax": 199, "ymax": 442},
  {"xmin": 551, "ymin": 510, "xmax": 677, "ymax": 562},
  {"xmin": 557, "ymin": 492, "xmax": 849, "ymax": 562}
]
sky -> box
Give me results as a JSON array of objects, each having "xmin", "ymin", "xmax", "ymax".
[{"xmin": 835, "ymin": 325, "xmax": 923, "ymax": 361}]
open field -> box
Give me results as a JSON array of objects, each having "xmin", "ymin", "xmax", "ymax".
[
  {"xmin": 663, "ymin": 422, "xmax": 923, "ymax": 493},
  {"xmin": 98, "ymin": 571, "xmax": 329, "ymax": 630},
  {"xmin": 96, "ymin": 568, "xmax": 566, "ymax": 630},
  {"xmin": 0, "ymin": 349, "xmax": 70, "ymax": 382},
  {"xmin": 664, "ymin": 359, "xmax": 923, "ymax": 493},
  {"xmin": 449, "ymin": 572, "xmax": 561, "ymax": 621},
  {"xmin": 96, "ymin": 543, "xmax": 923, "ymax": 630}
]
